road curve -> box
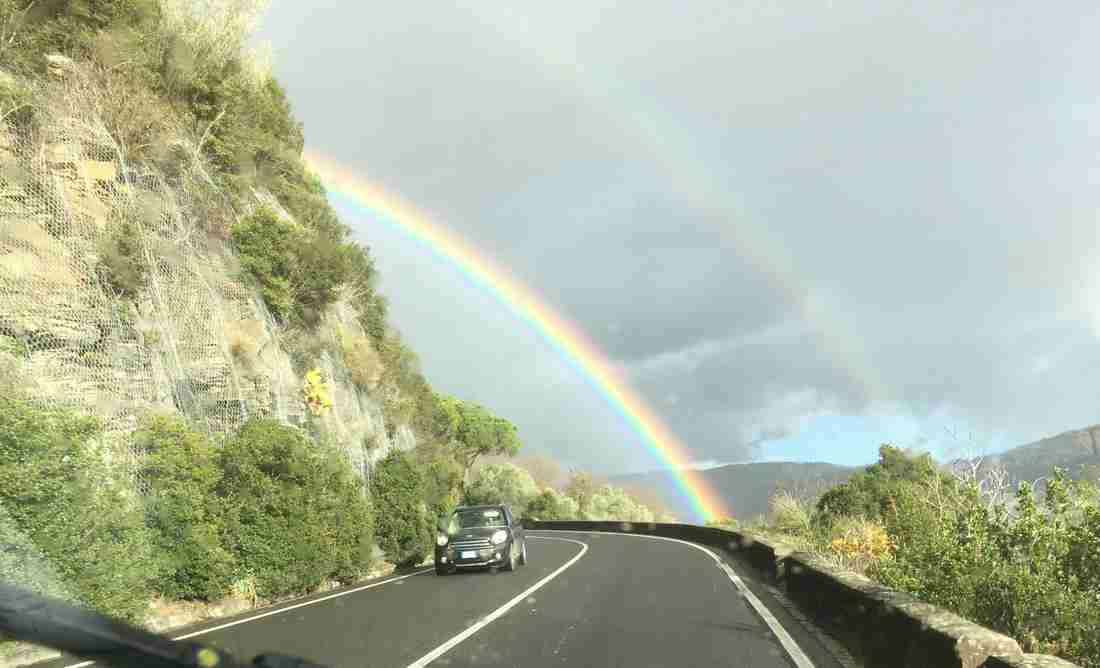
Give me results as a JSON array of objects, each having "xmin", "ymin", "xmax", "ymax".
[{"xmin": 40, "ymin": 531, "xmax": 847, "ymax": 668}]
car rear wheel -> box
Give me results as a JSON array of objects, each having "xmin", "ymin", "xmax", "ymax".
[
  {"xmin": 519, "ymin": 540, "xmax": 527, "ymax": 566},
  {"xmin": 435, "ymin": 562, "xmax": 450, "ymax": 576}
]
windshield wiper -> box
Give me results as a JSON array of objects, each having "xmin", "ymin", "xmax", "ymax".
[{"xmin": 0, "ymin": 583, "xmax": 327, "ymax": 668}]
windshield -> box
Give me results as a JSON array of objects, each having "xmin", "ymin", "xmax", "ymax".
[
  {"xmin": 4, "ymin": 3, "xmax": 1099, "ymax": 668},
  {"xmin": 450, "ymin": 508, "xmax": 507, "ymax": 531}
]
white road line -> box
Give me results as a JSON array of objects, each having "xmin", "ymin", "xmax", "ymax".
[
  {"xmin": 61, "ymin": 568, "xmax": 434, "ymax": 668},
  {"xmin": 405, "ymin": 536, "xmax": 588, "ymax": 668},
  {"xmin": 533, "ymin": 530, "xmax": 816, "ymax": 668}
]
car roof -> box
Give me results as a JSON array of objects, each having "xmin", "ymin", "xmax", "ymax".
[{"xmin": 453, "ymin": 504, "xmax": 506, "ymax": 512}]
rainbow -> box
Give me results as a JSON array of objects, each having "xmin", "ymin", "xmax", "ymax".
[
  {"xmin": 457, "ymin": 8, "xmax": 889, "ymax": 406},
  {"xmin": 304, "ymin": 150, "xmax": 730, "ymax": 523}
]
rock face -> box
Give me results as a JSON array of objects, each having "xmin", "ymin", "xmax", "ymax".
[{"xmin": 0, "ymin": 72, "xmax": 408, "ymax": 487}]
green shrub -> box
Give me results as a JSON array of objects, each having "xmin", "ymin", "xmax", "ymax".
[
  {"xmin": 230, "ymin": 207, "xmax": 300, "ymax": 322},
  {"xmin": 133, "ymin": 413, "xmax": 234, "ymax": 601},
  {"xmin": 0, "ymin": 398, "xmax": 155, "ymax": 621},
  {"xmin": 370, "ymin": 451, "xmax": 433, "ymax": 567},
  {"xmin": 464, "ymin": 463, "xmax": 539, "ymax": 515},
  {"xmin": 313, "ymin": 445, "xmax": 375, "ymax": 585},
  {"xmin": 230, "ymin": 207, "xmax": 361, "ymax": 328},
  {"xmin": 218, "ymin": 419, "xmax": 374, "ymax": 598},
  {"xmin": 563, "ymin": 471, "xmax": 600, "ymax": 516},
  {"xmin": 359, "ymin": 294, "xmax": 388, "ymax": 344},
  {"xmin": 866, "ymin": 469, "xmax": 1100, "ymax": 665},
  {"xmin": 768, "ymin": 490, "xmax": 813, "ymax": 536},
  {"xmin": 585, "ymin": 485, "xmax": 655, "ymax": 522},
  {"xmin": 815, "ymin": 444, "xmax": 948, "ymax": 527},
  {"xmin": 97, "ymin": 215, "xmax": 148, "ymax": 300},
  {"xmin": 525, "ymin": 488, "xmax": 579, "ymax": 520},
  {"xmin": 338, "ymin": 328, "xmax": 382, "ymax": 390},
  {"xmin": 415, "ymin": 444, "xmax": 464, "ymax": 520}
]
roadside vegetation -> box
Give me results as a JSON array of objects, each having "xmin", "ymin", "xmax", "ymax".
[
  {"xmin": 722, "ymin": 445, "xmax": 1100, "ymax": 667},
  {"xmin": 464, "ymin": 463, "xmax": 661, "ymax": 523},
  {"xmin": 0, "ymin": 0, "xmax": 540, "ymax": 642}
]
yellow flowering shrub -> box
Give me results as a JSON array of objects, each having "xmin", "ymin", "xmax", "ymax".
[{"xmin": 302, "ymin": 368, "xmax": 332, "ymax": 416}]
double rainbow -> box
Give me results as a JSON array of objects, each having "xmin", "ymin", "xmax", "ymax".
[{"xmin": 305, "ymin": 150, "xmax": 730, "ymax": 523}]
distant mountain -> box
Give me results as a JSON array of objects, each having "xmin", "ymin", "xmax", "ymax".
[
  {"xmin": 614, "ymin": 425, "xmax": 1100, "ymax": 522},
  {"xmin": 612, "ymin": 461, "xmax": 857, "ymax": 521},
  {"xmin": 956, "ymin": 424, "xmax": 1100, "ymax": 486}
]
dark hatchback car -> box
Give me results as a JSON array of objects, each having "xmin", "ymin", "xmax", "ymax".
[{"xmin": 435, "ymin": 504, "xmax": 527, "ymax": 574}]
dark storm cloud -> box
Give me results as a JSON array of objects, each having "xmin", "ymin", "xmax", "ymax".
[{"xmin": 261, "ymin": 1, "xmax": 1100, "ymax": 470}]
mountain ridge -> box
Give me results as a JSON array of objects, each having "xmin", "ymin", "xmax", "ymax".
[{"xmin": 615, "ymin": 424, "xmax": 1100, "ymax": 521}]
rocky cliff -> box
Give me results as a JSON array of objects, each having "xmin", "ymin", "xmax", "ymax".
[{"xmin": 0, "ymin": 58, "xmax": 411, "ymax": 488}]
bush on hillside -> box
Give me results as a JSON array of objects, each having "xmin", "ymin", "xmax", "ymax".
[
  {"xmin": 313, "ymin": 445, "xmax": 376, "ymax": 585},
  {"xmin": 814, "ymin": 444, "xmax": 948, "ymax": 526},
  {"xmin": 768, "ymin": 490, "xmax": 813, "ymax": 536},
  {"xmin": 359, "ymin": 293, "xmax": 388, "ymax": 343},
  {"xmin": 370, "ymin": 451, "xmax": 433, "ymax": 567},
  {"xmin": 338, "ymin": 328, "xmax": 383, "ymax": 390},
  {"xmin": 415, "ymin": 444, "xmax": 464, "ymax": 520},
  {"xmin": 868, "ymin": 469, "xmax": 1100, "ymax": 664},
  {"xmin": 586, "ymin": 485, "xmax": 655, "ymax": 522},
  {"xmin": 563, "ymin": 471, "xmax": 600, "ymax": 516},
  {"xmin": 230, "ymin": 207, "xmax": 300, "ymax": 321},
  {"xmin": 97, "ymin": 214, "xmax": 148, "ymax": 300},
  {"xmin": 525, "ymin": 488, "xmax": 579, "ymax": 520},
  {"xmin": 464, "ymin": 463, "xmax": 539, "ymax": 515},
  {"xmin": 133, "ymin": 413, "xmax": 234, "ymax": 601},
  {"xmin": 218, "ymin": 419, "xmax": 374, "ymax": 598},
  {"xmin": 0, "ymin": 398, "xmax": 156, "ymax": 621}
]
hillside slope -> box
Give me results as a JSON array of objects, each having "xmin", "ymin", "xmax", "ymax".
[
  {"xmin": 613, "ymin": 461, "xmax": 856, "ymax": 520},
  {"xmin": 964, "ymin": 424, "xmax": 1100, "ymax": 484},
  {"xmin": 617, "ymin": 424, "xmax": 1100, "ymax": 521}
]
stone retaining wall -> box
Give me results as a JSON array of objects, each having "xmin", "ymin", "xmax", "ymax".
[{"xmin": 522, "ymin": 519, "xmax": 1081, "ymax": 668}]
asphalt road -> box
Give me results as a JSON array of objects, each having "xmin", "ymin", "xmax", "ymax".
[{"xmin": 39, "ymin": 531, "xmax": 848, "ymax": 668}]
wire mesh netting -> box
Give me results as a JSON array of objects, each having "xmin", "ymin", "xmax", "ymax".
[{"xmin": 0, "ymin": 68, "xmax": 406, "ymax": 492}]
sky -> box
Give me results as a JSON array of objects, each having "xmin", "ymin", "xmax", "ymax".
[{"xmin": 258, "ymin": 1, "xmax": 1100, "ymax": 476}]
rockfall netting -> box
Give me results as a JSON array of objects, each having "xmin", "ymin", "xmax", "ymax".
[{"xmin": 0, "ymin": 65, "xmax": 405, "ymax": 491}]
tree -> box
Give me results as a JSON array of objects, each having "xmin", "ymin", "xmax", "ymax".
[
  {"xmin": 586, "ymin": 485, "xmax": 655, "ymax": 522},
  {"xmin": 815, "ymin": 444, "xmax": 948, "ymax": 525},
  {"xmin": 525, "ymin": 488, "xmax": 579, "ymax": 520},
  {"xmin": 464, "ymin": 463, "xmax": 539, "ymax": 515},
  {"xmin": 436, "ymin": 395, "xmax": 522, "ymax": 485},
  {"xmin": 564, "ymin": 471, "xmax": 601, "ymax": 516}
]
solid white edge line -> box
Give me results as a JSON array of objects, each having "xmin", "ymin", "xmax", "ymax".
[
  {"xmin": 534, "ymin": 530, "xmax": 816, "ymax": 668},
  {"xmin": 405, "ymin": 536, "xmax": 588, "ymax": 668},
  {"xmin": 61, "ymin": 567, "xmax": 435, "ymax": 668}
]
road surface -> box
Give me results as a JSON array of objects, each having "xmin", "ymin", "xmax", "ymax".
[{"xmin": 41, "ymin": 531, "xmax": 848, "ymax": 668}]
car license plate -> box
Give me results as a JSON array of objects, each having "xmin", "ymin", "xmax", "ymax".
[{"xmin": 461, "ymin": 551, "xmax": 476, "ymax": 559}]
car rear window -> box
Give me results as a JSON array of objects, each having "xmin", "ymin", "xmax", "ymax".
[{"xmin": 452, "ymin": 508, "xmax": 507, "ymax": 529}]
